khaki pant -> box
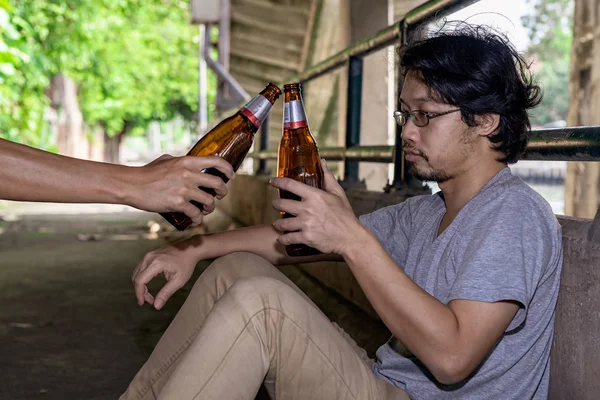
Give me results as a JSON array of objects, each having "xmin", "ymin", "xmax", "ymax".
[{"xmin": 120, "ymin": 252, "xmax": 409, "ymax": 400}]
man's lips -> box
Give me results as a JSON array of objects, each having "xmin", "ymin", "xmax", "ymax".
[
  {"xmin": 405, "ymin": 152, "xmax": 423, "ymax": 162},
  {"xmin": 404, "ymin": 149, "xmax": 424, "ymax": 161}
]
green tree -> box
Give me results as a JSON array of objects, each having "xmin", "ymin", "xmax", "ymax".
[
  {"xmin": 1, "ymin": 0, "xmax": 216, "ymax": 160},
  {"xmin": 522, "ymin": 0, "xmax": 574, "ymax": 126},
  {"xmin": 0, "ymin": 0, "xmax": 52, "ymax": 147}
]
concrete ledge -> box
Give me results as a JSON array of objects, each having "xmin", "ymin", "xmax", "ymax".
[
  {"xmin": 218, "ymin": 174, "xmax": 280, "ymax": 227},
  {"xmin": 550, "ymin": 213, "xmax": 600, "ymax": 399}
]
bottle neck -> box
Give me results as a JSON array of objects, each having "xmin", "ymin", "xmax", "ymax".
[
  {"xmin": 240, "ymin": 93, "xmax": 273, "ymax": 130},
  {"xmin": 284, "ymin": 97, "xmax": 308, "ymax": 130},
  {"xmin": 261, "ymin": 85, "xmax": 281, "ymax": 104},
  {"xmin": 284, "ymin": 89, "xmax": 301, "ymax": 102}
]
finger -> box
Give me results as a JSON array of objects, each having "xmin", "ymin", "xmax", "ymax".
[
  {"xmin": 178, "ymin": 201, "xmax": 205, "ymax": 226},
  {"xmin": 193, "ymin": 172, "xmax": 228, "ymax": 198},
  {"xmin": 269, "ymin": 177, "xmax": 318, "ymax": 199},
  {"xmin": 321, "ymin": 159, "xmax": 351, "ymax": 207},
  {"xmin": 321, "ymin": 159, "xmax": 345, "ymax": 197},
  {"xmin": 154, "ymin": 279, "xmax": 184, "ymax": 310},
  {"xmin": 277, "ymin": 231, "xmax": 306, "ymax": 246},
  {"xmin": 188, "ymin": 189, "xmax": 216, "ymax": 214},
  {"xmin": 131, "ymin": 260, "xmax": 143, "ymax": 284},
  {"xmin": 201, "ymin": 200, "xmax": 215, "ymax": 214},
  {"xmin": 133, "ymin": 277, "xmax": 148, "ymax": 306},
  {"xmin": 273, "ymin": 216, "xmax": 303, "ymax": 233},
  {"xmin": 132, "ymin": 261, "xmax": 149, "ymax": 305},
  {"xmin": 271, "ymin": 198, "xmax": 303, "ymax": 216},
  {"xmin": 133, "ymin": 263, "xmax": 165, "ymax": 302},
  {"xmin": 143, "ymin": 288, "xmax": 155, "ymax": 306},
  {"xmin": 186, "ymin": 156, "xmax": 235, "ymax": 180}
]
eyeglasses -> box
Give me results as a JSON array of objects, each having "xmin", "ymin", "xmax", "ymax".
[{"xmin": 393, "ymin": 108, "xmax": 461, "ymax": 127}]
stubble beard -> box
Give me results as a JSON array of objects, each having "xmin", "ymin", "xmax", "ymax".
[
  {"xmin": 403, "ymin": 146, "xmax": 452, "ymax": 183},
  {"xmin": 405, "ymin": 128, "xmax": 476, "ymax": 183},
  {"xmin": 410, "ymin": 162, "xmax": 453, "ymax": 183}
]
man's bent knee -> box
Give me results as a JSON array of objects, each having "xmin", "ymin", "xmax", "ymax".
[
  {"xmin": 205, "ymin": 252, "xmax": 281, "ymax": 283},
  {"xmin": 226, "ymin": 276, "xmax": 303, "ymax": 312}
]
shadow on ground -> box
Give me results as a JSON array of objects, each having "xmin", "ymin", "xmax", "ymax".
[{"xmin": 0, "ymin": 206, "xmax": 389, "ymax": 400}]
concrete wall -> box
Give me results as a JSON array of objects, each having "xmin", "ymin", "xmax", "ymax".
[{"xmin": 220, "ymin": 174, "xmax": 600, "ymax": 397}]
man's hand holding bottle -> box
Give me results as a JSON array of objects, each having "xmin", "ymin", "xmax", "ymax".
[{"xmin": 128, "ymin": 154, "xmax": 235, "ymax": 227}]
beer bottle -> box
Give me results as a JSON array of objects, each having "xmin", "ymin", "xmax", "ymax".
[
  {"xmin": 161, "ymin": 82, "xmax": 282, "ymax": 230},
  {"xmin": 277, "ymin": 83, "xmax": 324, "ymax": 257}
]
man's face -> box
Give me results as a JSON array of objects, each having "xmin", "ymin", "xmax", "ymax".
[{"xmin": 399, "ymin": 70, "xmax": 477, "ymax": 183}]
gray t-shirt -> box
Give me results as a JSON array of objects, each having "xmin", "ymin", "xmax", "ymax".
[{"xmin": 359, "ymin": 168, "xmax": 563, "ymax": 399}]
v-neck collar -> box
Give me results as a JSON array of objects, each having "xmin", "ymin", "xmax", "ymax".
[{"xmin": 430, "ymin": 167, "xmax": 511, "ymax": 243}]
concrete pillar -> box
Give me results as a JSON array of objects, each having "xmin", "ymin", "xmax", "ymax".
[
  {"xmin": 349, "ymin": 0, "xmax": 394, "ymax": 191},
  {"xmin": 304, "ymin": 0, "xmax": 346, "ymax": 147},
  {"xmin": 564, "ymin": 0, "xmax": 600, "ymax": 218}
]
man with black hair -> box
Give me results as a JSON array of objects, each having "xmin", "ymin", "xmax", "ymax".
[{"xmin": 121, "ymin": 25, "xmax": 562, "ymax": 400}]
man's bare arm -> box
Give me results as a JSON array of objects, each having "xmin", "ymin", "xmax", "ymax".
[
  {"xmin": 131, "ymin": 224, "xmax": 341, "ymax": 309},
  {"xmin": 173, "ymin": 224, "xmax": 342, "ymax": 266},
  {"xmin": 0, "ymin": 138, "xmax": 234, "ymax": 225},
  {"xmin": 343, "ymin": 229, "xmax": 519, "ymax": 385}
]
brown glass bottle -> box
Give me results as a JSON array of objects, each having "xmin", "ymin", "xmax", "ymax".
[
  {"xmin": 161, "ymin": 83, "xmax": 282, "ymax": 230},
  {"xmin": 277, "ymin": 83, "xmax": 324, "ymax": 257}
]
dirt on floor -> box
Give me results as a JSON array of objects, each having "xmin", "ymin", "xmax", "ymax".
[{"xmin": 0, "ymin": 203, "xmax": 389, "ymax": 400}]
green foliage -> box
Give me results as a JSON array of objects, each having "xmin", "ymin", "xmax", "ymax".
[
  {"xmin": 529, "ymin": 57, "xmax": 571, "ymax": 126},
  {"xmin": 1, "ymin": 0, "xmax": 215, "ymax": 147},
  {"xmin": 522, "ymin": 0, "xmax": 574, "ymax": 126},
  {"xmin": 0, "ymin": 0, "xmax": 51, "ymax": 144}
]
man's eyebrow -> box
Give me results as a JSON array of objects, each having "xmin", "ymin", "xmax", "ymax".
[{"xmin": 399, "ymin": 97, "xmax": 436, "ymax": 105}]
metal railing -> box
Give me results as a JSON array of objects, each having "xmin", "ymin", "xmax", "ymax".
[
  {"xmin": 248, "ymin": 0, "xmax": 600, "ymax": 189},
  {"xmin": 251, "ymin": 125, "xmax": 600, "ymax": 163}
]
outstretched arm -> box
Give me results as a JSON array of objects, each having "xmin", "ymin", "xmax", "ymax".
[{"xmin": 0, "ymin": 138, "xmax": 235, "ymax": 225}]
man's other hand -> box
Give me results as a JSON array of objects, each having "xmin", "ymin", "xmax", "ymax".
[{"xmin": 132, "ymin": 241, "xmax": 198, "ymax": 310}]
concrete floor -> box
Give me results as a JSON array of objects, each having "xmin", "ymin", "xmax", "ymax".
[{"xmin": 0, "ymin": 204, "xmax": 389, "ymax": 400}]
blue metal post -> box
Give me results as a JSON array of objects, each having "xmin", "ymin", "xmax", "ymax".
[{"xmin": 344, "ymin": 56, "xmax": 363, "ymax": 182}]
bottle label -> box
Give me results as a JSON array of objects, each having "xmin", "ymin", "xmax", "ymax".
[
  {"xmin": 240, "ymin": 94, "xmax": 272, "ymax": 129},
  {"xmin": 284, "ymin": 100, "xmax": 308, "ymax": 129}
]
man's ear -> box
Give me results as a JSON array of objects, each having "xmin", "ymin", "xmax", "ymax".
[{"xmin": 476, "ymin": 113, "xmax": 500, "ymax": 137}]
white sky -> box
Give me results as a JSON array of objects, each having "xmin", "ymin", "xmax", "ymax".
[{"xmin": 445, "ymin": 0, "xmax": 534, "ymax": 52}]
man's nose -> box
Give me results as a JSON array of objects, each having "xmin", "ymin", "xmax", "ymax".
[{"xmin": 400, "ymin": 119, "xmax": 420, "ymax": 143}]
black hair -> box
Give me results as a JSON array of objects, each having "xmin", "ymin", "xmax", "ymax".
[{"xmin": 399, "ymin": 22, "xmax": 542, "ymax": 163}]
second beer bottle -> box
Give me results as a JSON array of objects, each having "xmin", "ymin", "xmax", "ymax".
[
  {"xmin": 277, "ymin": 83, "xmax": 324, "ymax": 257},
  {"xmin": 161, "ymin": 83, "xmax": 282, "ymax": 231}
]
